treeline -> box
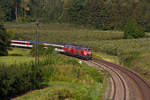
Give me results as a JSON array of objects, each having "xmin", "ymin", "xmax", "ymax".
[{"xmin": 0, "ymin": 0, "xmax": 150, "ymax": 30}]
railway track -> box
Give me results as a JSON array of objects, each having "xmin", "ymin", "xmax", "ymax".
[
  {"xmin": 89, "ymin": 59, "xmax": 128, "ymax": 100},
  {"xmin": 89, "ymin": 58, "xmax": 150, "ymax": 100}
]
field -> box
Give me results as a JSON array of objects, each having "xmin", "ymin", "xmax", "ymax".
[
  {"xmin": 5, "ymin": 23, "xmax": 123, "ymax": 43},
  {"xmin": 0, "ymin": 47, "xmax": 106, "ymax": 100},
  {"xmin": 5, "ymin": 23, "xmax": 150, "ymax": 81},
  {"xmin": 0, "ymin": 48, "xmax": 34, "ymax": 65}
]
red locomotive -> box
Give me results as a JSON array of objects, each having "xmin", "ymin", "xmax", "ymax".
[{"xmin": 63, "ymin": 45, "xmax": 92, "ymax": 60}]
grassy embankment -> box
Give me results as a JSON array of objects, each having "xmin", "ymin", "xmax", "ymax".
[
  {"xmin": 0, "ymin": 48, "xmax": 105, "ymax": 100},
  {"xmin": 0, "ymin": 48, "xmax": 34, "ymax": 65},
  {"xmin": 5, "ymin": 23, "xmax": 150, "ymax": 80}
]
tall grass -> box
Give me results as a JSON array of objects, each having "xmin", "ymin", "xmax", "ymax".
[
  {"xmin": 5, "ymin": 23, "xmax": 123, "ymax": 43},
  {"xmin": 0, "ymin": 48, "xmax": 34, "ymax": 65},
  {"xmin": 6, "ymin": 23, "xmax": 150, "ymax": 61},
  {"xmin": 6, "ymin": 23, "xmax": 150, "ymax": 58},
  {"xmin": 76, "ymin": 38, "xmax": 150, "ymax": 56},
  {"xmin": 0, "ymin": 55, "xmax": 57, "ymax": 99},
  {"xmin": 0, "ymin": 49, "xmax": 105, "ymax": 100},
  {"xmin": 6, "ymin": 23, "xmax": 150, "ymax": 79}
]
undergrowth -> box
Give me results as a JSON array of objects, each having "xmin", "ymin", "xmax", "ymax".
[
  {"xmin": 0, "ymin": 47, "xmax": 105, "ymax": 100},
  {"xmin": 6, "ymin": 23, "xmax": 150, "ymax": 81},
  {"xmin": 12, "ymin": 55, "xmax": 105, "ymax": 100}
]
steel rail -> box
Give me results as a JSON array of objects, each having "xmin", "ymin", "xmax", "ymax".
[
  {"xmin": 93, "ymin": 58, "xmax": 150, "ymax": 100},
  {"xmin": 89, "ymin": 60, "xmax": 127, "ymax": 100}
]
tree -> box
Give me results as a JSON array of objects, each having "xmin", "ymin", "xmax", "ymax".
[
  {"xmin": 124, "ymin": 18, "xmax": 145, "ymax": 39},
  {"xmin": 0, "ymin": 8, "xmax": 5, "ymax": 21},
  {"xmin": 14, "ymin": 0, "xmax": 22, "ymax": 22},
  {"xmin": 0, "ymin": 23, "xmax": 10, "ymax": 56}
]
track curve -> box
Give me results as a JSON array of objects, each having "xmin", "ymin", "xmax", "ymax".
[
  {"xmin": 89, "ymin": 60, "xmax": 128, "ymax": 100},
  {"xmin": 92, "ymin": 58, "xmax": 150, "ymax": 100}
]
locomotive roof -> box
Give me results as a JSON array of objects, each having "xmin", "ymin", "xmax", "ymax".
[{"xmin": 64, "ymin": 44, "xmax": 91, "ymax": 49}]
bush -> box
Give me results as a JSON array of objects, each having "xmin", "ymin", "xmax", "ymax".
[
  {"xmin": 30, "ymin": 44, "xmax": 55, "ymax": 57},
  {"xmin": 124, "ymin": 18, "xmax": 145, "ymax": 39},
  {"xmin": 0, "ymin": 58, "xmax": 54, "ymax": 98},
  {"xmin": 0, "ymin": 24, "xmax": 11, "ymax": 56},
  {"xmin": 101, "ymin": 24, "xmax": 115, "ymax": 30},
  {"xmin": 119, "ymin": 51, "xmax": 140, "ymax": 65},
  {"xmin": 82, "ymin": 65, "xmax": 104, "ymax": 83}
]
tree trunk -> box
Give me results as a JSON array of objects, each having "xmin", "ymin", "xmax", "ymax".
[{"xmin": 15, "ymin": 4, "xmax": 18, "ymax": 22}]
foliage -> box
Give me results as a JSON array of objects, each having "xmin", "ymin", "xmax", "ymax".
[
  {"xmin": 1, "ymin": 0, "xmax": 150, "ymax": 30},
  {"xmin": 0, "ymin": 58, "xmax": 53, "ymax": 98},
  {"xmin": 6, "ymin": 22, "xmax": 150, "ymax": 82},
  {"xmin": 6, "ymin": 23, "xmax": 123, "ymax": 43},
  {"xmin": 30, "ymin": 44, "xmax": 55, "ymax": 57},
  {"xmin": 6, "ymin": 23, "xmax": 150, "ymax": 59},
  {"xmin": 124, "ymin": 18, "xmax": 145, "ymax": 39},
  {"xmin": 12, "ymin": 57, "xmax": 104, "ymax": 100},
  {"xmin": 0, "ymin": 8, "xmax": 5, "ymax": 21},
  {"xmin": 82, "ymin": 66, "xmax": 104, "ymax": 83},
  {"xmin": 0, "ymin": 47, "xmax": 105, "ymax": 99},
  {"xmin": 131, "ymin": 55, "xmax": 150, "ymax": 80},
  {"xmin": 63, "ymin": 0, "xmax": 111, "ymax": 29},
  {"xmin": 6, "ymin": 23, "xmax": 150, "ymax": 62},
  {"xmin": 0, "ymin": 23, "xmax": 11, "ymax": 56},
  {"xmin": 0, "ymin": 48, "xmax": 33, "ymax": 65}
]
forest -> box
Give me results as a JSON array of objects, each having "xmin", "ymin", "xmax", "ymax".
[{"xmin": 0, "ymin": 0, "xmax": 150, "ymax": 31}]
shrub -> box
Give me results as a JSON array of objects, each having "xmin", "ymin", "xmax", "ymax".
[
  {"xmin": 0, "ymin": 24, "xmax": 11, "ymax": 56},
  {"xmin": 124, "ymin": 18, "xmax": 145, "ymax": 39},
  {"xmin": 145, "ymin": 23, "xmax": 150, "ymax": 32},
  {"xmin": 119, "ymin": 51, "xmax": 140, "ymax": 65},
  {"xmin": 0, "ymin": 58, "xmax": 54, "ymax": 98},
  {"xmin": 30, "ymin": 44, "xmax": 55, "ymax": 57},
  {"xmin": 82, "ymin": 65, "xmax": 104, "ymax": 83},
  {"xmin": 101, "ymin": 24, "xmax": 115, "ymax": 30}
]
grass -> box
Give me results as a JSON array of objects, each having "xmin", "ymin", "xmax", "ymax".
[
  {"xmin": 9, "ymin": 48, "xmax": 31, "ymax": 56},
  {"xmin": 3, "ymin": 22, "xmax": 150, "ymax": 99},
  {"xmin": 7, "ymin": 23, "xmax": 150, "ymax": 57},
  {"xmin": 93, "ymin": 50, "xmax": 150, "ymax": 81},
  {"xmin": 13, "ymin": 81, "xmax": 102, "ymax": 100},
  {"xmin": 0, "ymin": 47, "xmax": 105, "ymax": 100},
  {"xmin": 12, "ymin": 56, "xmax": 105, "ymax": 100},
  {"xmin": 5, "ymin": 23, "xmax": 150, "ymax": 56},
  {"xmin": 127, "ymin": 54, "xmax": 150, "ymax": 80},
  {"xmin": 75, "ymin": 38, "xmax": 150, "ymax": 56},
  {"xmin": 0, "ymin": 48, "xmax": 34, "ymax": 65},
  {"xmin": 93, "ymin": 52, "xmax": 120, "ymax": 64},
  {"xmin": 5, "ymin": 23, "xmax": 123, "ymax": 43},
  {"xmin": 5, "ymin": 23, "xmax": 150, "ymax": 81},
  {"xmin": 0, "ymin": 56, "xmax": 34, "ymax": 65},
  {"xmin": 5, "ymin": 22, "xmax": 150, "ymax": 79}
]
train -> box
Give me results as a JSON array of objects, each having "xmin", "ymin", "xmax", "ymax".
[
  {"xmin": 10, "ymin": 40, "xmax": 92, "ymax": 60},
  {"xmin": 10, "ymin": 40, "xmax": 64, "ymax": 48},
  {"xmin": 63, "ymin": 45, "xmax": 92, "ymax": 60}
]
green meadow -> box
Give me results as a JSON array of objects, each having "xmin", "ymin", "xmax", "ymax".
[
  {"xmin": 1, "ymin": 23, "xmax": 150, "ymax": 99},
  {"xmin": 0, "ymin": 48, "xmax": 34, "ymax": 65},
  {"xmin": 0, "ymin": 47, "xmax": 106, "ymax": 100},
  {"xmin": 5, "ymin": 23, "xmax": 150, "ymax": 81}
]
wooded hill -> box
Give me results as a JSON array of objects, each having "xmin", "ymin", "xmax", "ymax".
[{"xmin": 0, "ymin": 0, "xmax": 150, "ymax": 31}]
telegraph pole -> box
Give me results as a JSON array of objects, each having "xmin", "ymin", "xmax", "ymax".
[{"xmin": 35, "ymin": 19, "xmax": 39, "ymax": 66}]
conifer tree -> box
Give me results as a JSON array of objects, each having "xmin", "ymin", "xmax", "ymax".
[{"xmin": 0, "ymin": 23, "xmax": 10, "ymax": 56}]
